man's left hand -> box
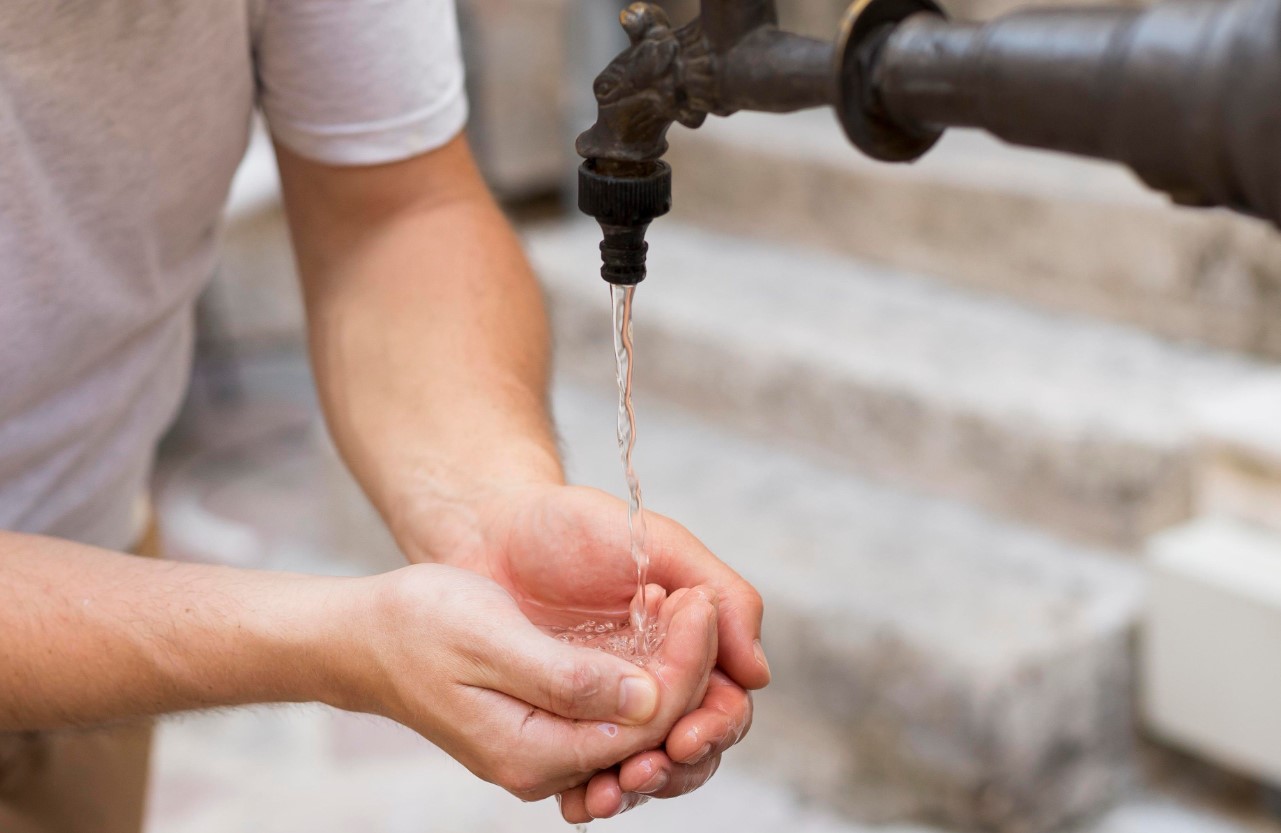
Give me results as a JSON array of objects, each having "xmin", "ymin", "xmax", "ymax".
[{"xmin": 401, "ymin": 482, "xmax": 768, "ymax": 822}]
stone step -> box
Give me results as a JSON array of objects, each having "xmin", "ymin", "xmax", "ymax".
[
  {"xmin": 149, "ymin": 693, "xmax": 1272, "ymax": 833},
  {"xmin": 551, "ymin": 382, "xmax": 1142, "ymax": 832},
  {"xmin": 526, "ymin": 220, "xmax": 1277, "ymax": 550},
  {"xmin": 662, "ymin": 110, "xmax": 1281, "ymax": 360}
]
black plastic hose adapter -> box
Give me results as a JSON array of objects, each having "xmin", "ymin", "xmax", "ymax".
[{"xmin": 578, "ymin": 159, "xmax": 672, "ymax": 285}]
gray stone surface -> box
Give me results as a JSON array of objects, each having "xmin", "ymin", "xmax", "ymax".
[
  {"xmin": 148, "ymin": 702, "xmax": 1266, "ymax": 833},
  {"xmin": 1190, "ymin": 381, "xmax": 1281, "ymax": 536},
  {"xmin": 553, "ymin": 382, "xmax": 1143, "ymax": 832},
  {"xmin": 144, "ymin": 702, "xmax": 1277, "ymax": 832},
  {"xmin": 153, "ymin": 348, "xmax": 1273, "ymax": 833},
  {"xmin": 663, "ymin": 111, "xmax": 1281, "ymax": 359},
  {"xmin": 148, "ymin": 704, "xmax": 929, "ymax": 833},
  {"xmin": 527, "ymin": 220, "xmax": 1277, "ymax": 550},
  {"xmin": 209, "ymin": 205, "xmax": 302, "ymax": 348}
]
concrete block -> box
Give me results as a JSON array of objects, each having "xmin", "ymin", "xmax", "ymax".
[
  {"xmin": 527, "ymin": 220, "xmax": 1272, "ymax": 549},
  {"xmin": 1143, "ymin": 518, "xmax": 1281, "ymax": 788},
  {"xmin": 211, "ymin": 205, "xmax": 303, "ymax": 347},
  {"xmin": 1194, "ymin": 383, "xmax": 1281, "ymax": 536},
  {"xmin": 210, "ymin": 125, "xmax": 303, "ymax": 348},
  {"xmin": 552, "ymin": 381, "xmax": 1143, "ymax": 832},
  {"xmin": 461, "ymin": 0, "xmax": 573, "ymax": 199},
  {"xmin": 663, "ymin": 112, "xmax": 1281, "ymax": 360}
]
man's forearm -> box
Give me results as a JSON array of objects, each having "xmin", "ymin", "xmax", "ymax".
[
  {"xmin": 0, "ymin": 531, "xmax": 354, "ymax": 730},
  {"xmin": 277, "ymin": 137, "xmax": 564, "ymax": 562}
]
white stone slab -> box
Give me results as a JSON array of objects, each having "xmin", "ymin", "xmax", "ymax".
[{"xmin": 1143, "ymin": 517, "xmax": 1281, "ymax": 787}]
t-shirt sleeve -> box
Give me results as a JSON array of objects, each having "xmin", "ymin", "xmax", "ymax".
[{"xmin": 254, "ymin": 0, "xmax": 468, "ymax": 166}]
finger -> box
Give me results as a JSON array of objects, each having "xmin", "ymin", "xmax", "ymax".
[
  {"xmin": 618, "ymin": 749, "xmax": 672, "ymax": 795},
  {"xmin": 585, "ymin": 769, "xmax": 624, "ymax": 819},
  {"xmin": 664, "ymin": 754, "xmax": 721, "ymax": 798},
  {"xmin": 550, "ymin": 586, "xmax": 719, "ymax": 774},
  {"xmin": 647, "ymin": 517, "xmax": 770, "ymax": 691},
  {"xmin": 558, "ymin": 787, "xmax": 591, "ymax": 824},
  {"xmin": 476, "ymin": 618, "xmax": 662, "ymax": 725},
  {"xmin": 638, "ymin": 582, "xmax": 668, "ymax": 634},
  {"xmin": 618, "ymin": 747, "xmax": 723, "ymax": 799},
  {"xmin": 665, "ymin": 669, "xmax": 753, "ymax": 763},
  {"xmin": 494, "ymin": 586, "xmax": 719, "ymax": 800}
]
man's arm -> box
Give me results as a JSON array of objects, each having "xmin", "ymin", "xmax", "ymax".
[
  {"xmin": 0, "ymin": 530, "xmax": 717, "ymax": 801},
  {"xmin": 276, "ymin": 134, "xmax": 767, "ymax": 821},
  {"xmin": 274, "ymin": 134, "xmax": 564, "ymax": 561},
  {"xmin": 0, "ymin": 530, "xmax": 347, "ymax": 730}
]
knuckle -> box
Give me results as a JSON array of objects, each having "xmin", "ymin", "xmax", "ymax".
[
  {"xmin": 546, "ymin": 659, "xmax": 603, "ymax": 716},
  {"xmin": 494, "ymin": 765, "xmax": 551, "ymax": 802}
]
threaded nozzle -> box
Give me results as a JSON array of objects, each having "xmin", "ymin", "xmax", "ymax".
[{"xmin": 578, "ymin": 160, "xmax": 672, "ymax": 285}]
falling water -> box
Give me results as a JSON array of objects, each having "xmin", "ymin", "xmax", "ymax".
[
  {"xmin": 611, "ymin": 283, "xmax": 652, "ymax": 658},
  {"xmin": 541, "ymin": 284, "xmax": 657, "ymax": 665}
]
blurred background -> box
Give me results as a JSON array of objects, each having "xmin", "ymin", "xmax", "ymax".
[{"xmin": 147, "ymin": 0, "xmax": 1281, "ymax": 831}]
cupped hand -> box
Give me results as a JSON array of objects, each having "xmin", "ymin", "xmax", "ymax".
[
  {"xmin": 402, "ymin": 483, "xmax": 768, "ymax": 820},
  {"xmin": 343, "ymin": 562, "xmax": 719, "ymax": 801}
]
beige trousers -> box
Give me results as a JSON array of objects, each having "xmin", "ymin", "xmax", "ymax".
[{"xmin": 0, "ymin": 523, "xmax": 161, "ymax": 833}]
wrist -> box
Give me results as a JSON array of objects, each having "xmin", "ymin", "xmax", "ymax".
[
  {"xmin": 381, "ymin": 443, "xmax": 564, "ymax": 565},
  {"xmin": 310, "ymin": 566, "xmax": 449, "ymax": 724},
  {"xmin": 277, "ymin": 574, "xmax": 386, "ymax": 714}
]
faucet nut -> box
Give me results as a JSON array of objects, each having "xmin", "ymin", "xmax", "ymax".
[
  {"xmin": 578, "ymin": 159, "xmax": 673, "ymax": 227},
  {"xmin": 578, "ymin": 160, "xmax": 673, "ymax": 285}
]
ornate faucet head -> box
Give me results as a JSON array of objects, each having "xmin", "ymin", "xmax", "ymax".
[{"xmin": 575, "ymin": 3, "xmax": 711, "ymax": 163}]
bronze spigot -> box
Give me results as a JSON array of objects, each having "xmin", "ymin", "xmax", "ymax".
[
  {"xmin": 575, "ymin": 1, "xmax": 836, "ymax": 285},
  {"xmin": 576, "ymin": 0, "xmax": 1281, "ymax": 286}
]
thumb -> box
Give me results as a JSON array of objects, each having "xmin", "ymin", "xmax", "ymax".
[{"xmin": 478, "ymin": 620, "xmax": 662, "ymax": 726}]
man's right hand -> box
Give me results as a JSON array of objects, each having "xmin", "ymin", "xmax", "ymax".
[{"xmin": 331, "ymin": 563, "xmax": 720, "ymax": 801}]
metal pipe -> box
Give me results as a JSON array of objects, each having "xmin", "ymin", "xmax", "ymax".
[
  {"xmin": 700, "ymin": 0, "xmax": 777, "ymax": 52},
  {"xmin": 721, "ymin": 28, "xmax": 838, "ymax": 113},
  {"xmin": 575, "ymin": 0, "xmax": 837, "ymax": 284},
  {"xmin": 840, "ymin": 0, "xmax": 1281, "ymax": 225}
]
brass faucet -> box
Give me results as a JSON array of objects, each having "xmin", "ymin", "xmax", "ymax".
[{"xmin": 576, "ymin": 0, "xmax": 1281, "ymax": 285}]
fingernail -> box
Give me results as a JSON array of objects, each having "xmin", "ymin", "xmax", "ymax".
[
  {"xmin": 753, "ymin": 639, "xmax": 772, "ymax": 678},
  {"xmin": 688, "ymin": 742, "xmax": 713, "ymax": 765},
  {"xmin": 637, "ymin": 768, "xmax": 670, "ymax": 795},
  {"xmin": 693, "ymin": 587, "xmax": 719, "ymax": 606},
  {"xmin": 618, "ymin": 676, "xmax": 659, "ymax": 723}
]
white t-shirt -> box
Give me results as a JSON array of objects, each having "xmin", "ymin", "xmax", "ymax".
[{"xmin": 0, "ymin": 0, "xmax": 468, "ymax": 550}]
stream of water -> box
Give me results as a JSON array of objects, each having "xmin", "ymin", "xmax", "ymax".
[
  {"xmin": 561, "ymin": 287, "xmax": 656, "ymax": 832},
  {"xmin": 542, "ymin": 283, "xmax": 658, "ymax": 665},
  {"xmin": 612, "ymin": 283, "xmax": 653, "ymax": 659}
]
